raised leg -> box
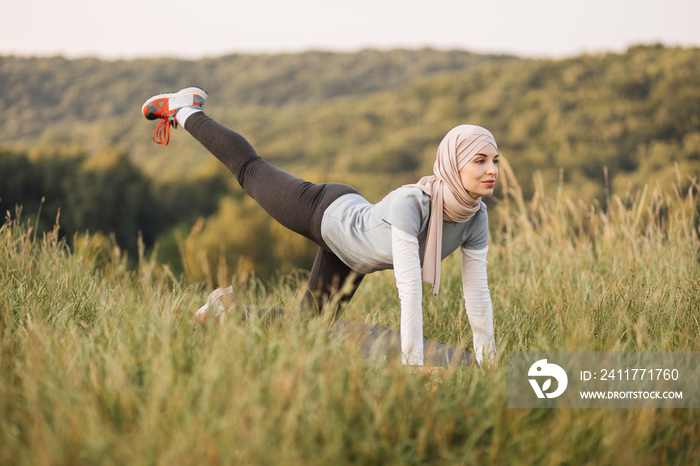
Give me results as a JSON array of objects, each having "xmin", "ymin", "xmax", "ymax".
[{"xmin": 184, "ymin": 113, "xmax": 364, "ymax": 316}]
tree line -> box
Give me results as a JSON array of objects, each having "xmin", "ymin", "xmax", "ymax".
[
  {"xmin": 0, "ymin": 147, "xmax": 228, "ymax": 267},
  {"xmin": 0, "ymin": 146, "xmax": 320, "ymax": 280}
]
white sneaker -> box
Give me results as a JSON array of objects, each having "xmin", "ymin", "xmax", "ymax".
[
  {"xmin": 194, "ymin": 286, "xmax": 235, "ymax": 325},
  {"xmin": 141, "ymin": 86, "xmax": 207, "ymax": 145}
]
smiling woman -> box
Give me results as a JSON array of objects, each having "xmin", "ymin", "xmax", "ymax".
[
  {"xmin": 460, "ymin": 145, "xmax": 499, "ymax": 198},
  {"xmin": 141, "ymin": 88, "xmax": 498, "ymax": 369}
]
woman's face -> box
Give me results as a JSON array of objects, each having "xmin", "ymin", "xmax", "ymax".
[{"xmin": 459, "ymin": 144, "xmax": 499, "ymax": 199}]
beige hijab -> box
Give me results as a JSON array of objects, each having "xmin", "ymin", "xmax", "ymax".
[{"xmin": 407, "ymin": 125, "xmax": 498, "ymax": 295}]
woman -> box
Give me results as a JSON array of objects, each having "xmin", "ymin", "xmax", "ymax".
[{"xmin": 142, "ymin": 87, "xmax": 498, "ymax": 367}]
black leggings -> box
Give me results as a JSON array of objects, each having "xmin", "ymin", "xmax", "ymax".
[{"xmin": 185, "ymin": 113, "xmax": 365, "ymax": 316}]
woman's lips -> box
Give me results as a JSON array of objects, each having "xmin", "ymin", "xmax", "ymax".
[{"xmin": 482, "ymin": 180, "xmax": 496, "ymax": 187}]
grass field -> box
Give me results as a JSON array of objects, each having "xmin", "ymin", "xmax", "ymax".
[{"xmin": 1, "ymin": 172, "xmax": 699, "ymax": 465}]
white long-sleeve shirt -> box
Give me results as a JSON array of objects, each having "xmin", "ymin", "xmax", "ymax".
[
  {"xmin": 392, "ymin": 226, "xmax": 495, "ymax": 366},
  {"xmin": 321, "ymin": 186, "xmax": 495, "ymax": 366}
]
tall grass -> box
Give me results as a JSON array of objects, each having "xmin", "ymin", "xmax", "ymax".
[{"xmin": 1, "ymin": 171, "xmax": 698, "ymax": 465}]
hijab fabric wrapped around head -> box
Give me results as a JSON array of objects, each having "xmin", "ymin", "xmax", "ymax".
[{"xmin": 407, "ymin": 125, "xmax": 498, "ymax": 295}]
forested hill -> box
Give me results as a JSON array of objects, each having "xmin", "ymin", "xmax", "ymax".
[
  {"xmin": 2, "ymin": 45, "xmax": 699, "ymax": 202},
  {"xmin": 0, "ymin": 48, "xmax": 513, "ymax": 143},
  {"xmin": 1, "ymin": 44, "xmax": 699, "ymax": 280}
]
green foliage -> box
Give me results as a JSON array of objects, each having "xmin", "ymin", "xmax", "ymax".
[
  {"xmin": 0, "ymin": 146, "xmax": 156, "ymax": 251},
  {"xmin": 1, "ymin": 178, "xmax": 698, "ymax": 465},
  {"xmin": 177, "ymin": 196, "xmax": 318, "ymax": 287},
  {"xmin": 2, "ymin": 44, "xmax": 700, "ymax": 283},
  {"xmin": 0, "ymin": 147, "xmax": 229, "ymax": 259}
]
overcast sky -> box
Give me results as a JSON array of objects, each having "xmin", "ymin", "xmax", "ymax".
[{"xmin": 1, "ymin": 0, "xmax": 698, "ymax": 59}]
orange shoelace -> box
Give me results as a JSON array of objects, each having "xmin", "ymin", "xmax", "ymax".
[
  {"xmin": 152, "ymin": 114, "xmax": 177, "ymax": 145},
  {"xmin": 153, "ymin": 104, "xmax": 177, "ymax": 146},
  {"xmin": 148, "ymin": 98, "xmax": 177, "ymax": 146}
]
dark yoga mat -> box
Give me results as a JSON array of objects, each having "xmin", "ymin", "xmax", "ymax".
[
  {"xmin": 240, "ymin": 307, "xmax": 472, "ymax": 367},
  {"xmin": 331, "ymin": 319, "xmax": 473, "ymax": 367}
]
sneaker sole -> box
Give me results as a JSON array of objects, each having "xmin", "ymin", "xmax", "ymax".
[{"xmin": 141, "ymin": 86, "xmax": 208, "ymax": 118}]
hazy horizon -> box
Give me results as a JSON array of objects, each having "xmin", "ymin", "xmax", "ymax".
[{"xmin": 2, "ymin": 0, "xmax": 698, "ymax": 61}]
